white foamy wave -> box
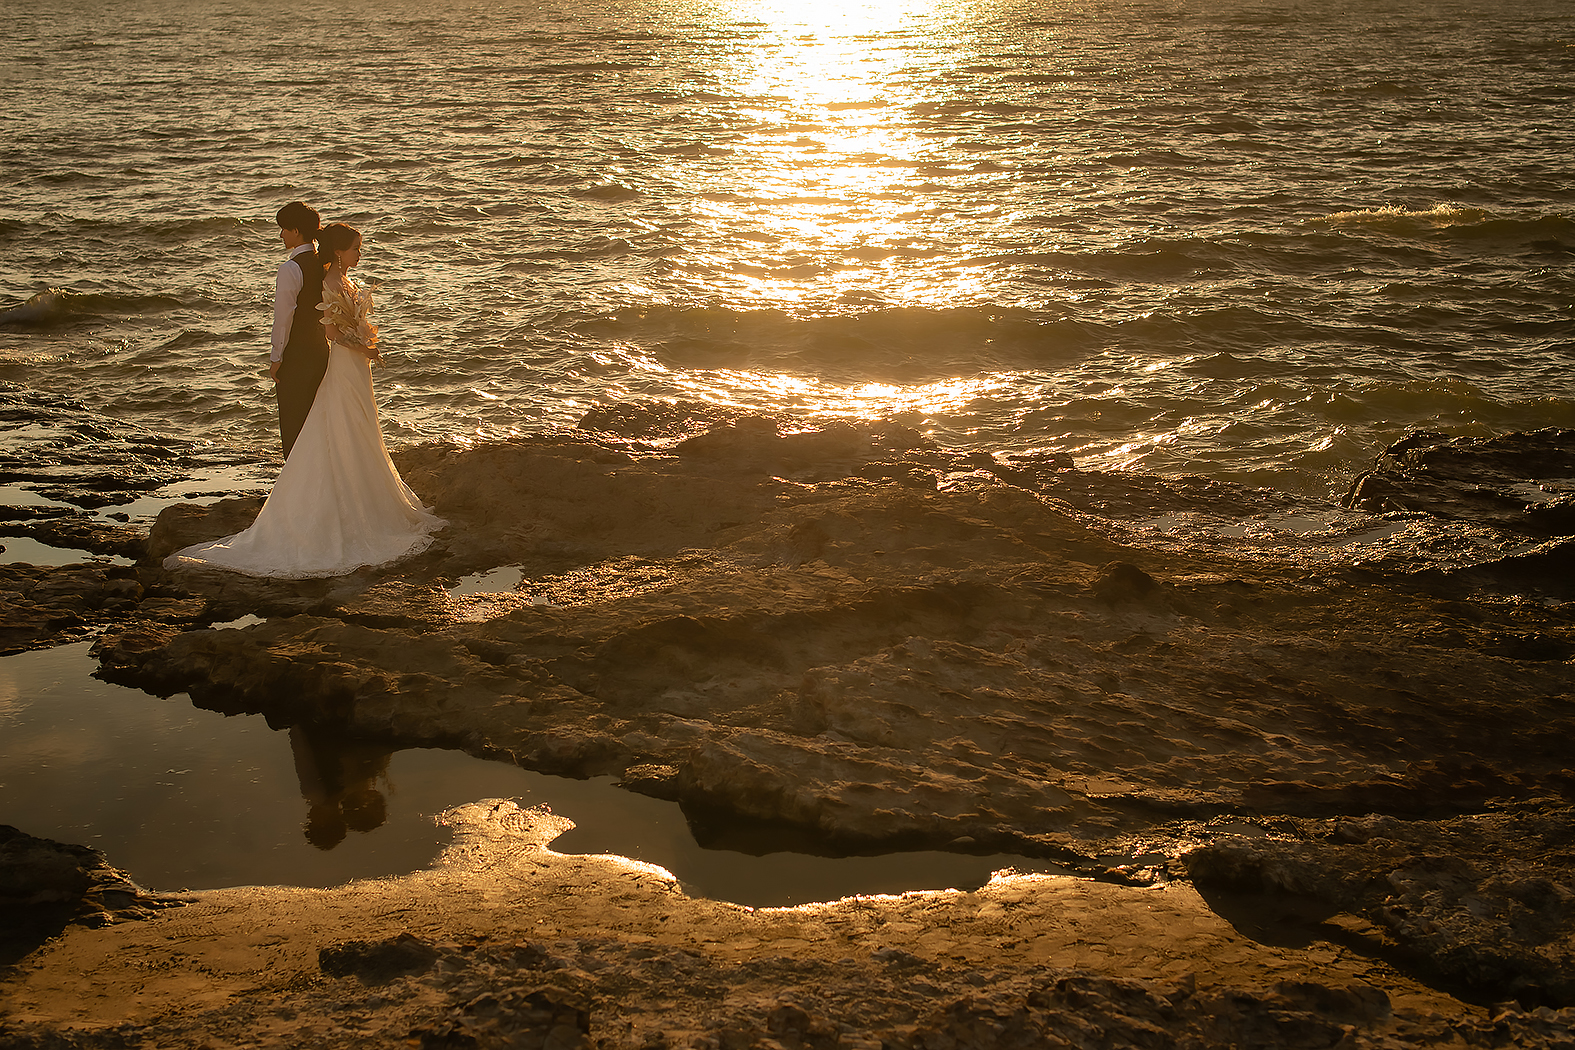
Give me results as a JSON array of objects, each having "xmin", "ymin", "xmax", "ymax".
[{"xmin": 1313, "ymin": 204, "xmax": 1488, "ymax": 228}]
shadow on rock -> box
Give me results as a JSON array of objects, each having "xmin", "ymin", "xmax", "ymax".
[{"xmin": 0, "ymin": 826, "xmax": 182, "ymax": 969}]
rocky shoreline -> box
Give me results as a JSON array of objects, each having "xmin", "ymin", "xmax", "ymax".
[{"xmin": 3, "ymin": 418, "xmax": 1574, "ymax": 1047}]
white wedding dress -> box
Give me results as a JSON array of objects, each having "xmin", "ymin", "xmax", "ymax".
[{"xmin": 165, "ymin": 278, "xmax": 445, "ymax": 579}]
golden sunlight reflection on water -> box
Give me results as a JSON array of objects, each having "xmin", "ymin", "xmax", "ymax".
[
  {"xmin": 670, "ymin": 368, "xmax": 1013, "ymax": 423},
  {"xmin": 684, "ymin": 0, "xmax": 987, "ymax": 305},
  {"xmin": 649, "ymin": 0, "xmax": 1004, "ymax": 425}
]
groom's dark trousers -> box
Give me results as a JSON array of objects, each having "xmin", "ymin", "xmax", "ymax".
[{"xmin": 275, "ymin": 249, "xmax": 330, "ymax": 459}]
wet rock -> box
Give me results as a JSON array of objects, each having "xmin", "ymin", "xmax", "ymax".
[
  {"xmin": 981, "ymin": 972, "xmax": 1392, "ymax": 1050},
  {"xmin": 0, "ymin": 387, "xmax": 240, "ymax": 514},
  {"xmin": 106, "ymin": 431, "xmax": 1575, "ymax": 857},
  {"xmin": 7, "ymin": 514, "xmax": 147, "ymax": 560},
  {"xmin": 618, "ymin": 764, "xmax": 682, "ymax": 801},
  {"xmin": 44, "ymin": 422, "xmax": 1575, "ymax": 1024},
  {"xmin": 1343, "ymin": 428, "xmax": 1575, "ymax": 535},
  {"xmin": 0, "ymin": 562, "xmax": 158, "ymax": 654},
  {"xmin": 409, "ymin": 987, "xmax": 592, "ymax": 1050},
  {"xmin": 1091, "ymin": 560, "xmax": 1160, "ymax": 604},
  {"xmin": 674, "ymin": 417, "xmax": 932, "ymax": 478},
  {"xmin": 0, "ymin": 506, "xmax": 75, "ymax": 523},
  {"xmin": 13, "ymin": 797, "xmax": 1575, "ymax": 1049},
  {"xmin": 92, "ymin": 619, "xmax": 190, "ymax": 682},
  {"xmin": 766, "ymin": 1002, "xmax": 838, "ymax": 1047},
  {"xmin": 1243, "ymin": 760, "xmax": 1555, "ymax": 819},
  {"xmin": 576, "ymin": 399, "xmax": 746, "ymax": 442},
  {"xmin": 1036, "ymin": 466, "xmax": 1308, "ymax": 520},
  {"xmin": 326, "ymin": 578, "xmax": 460, "ymax": 630}
]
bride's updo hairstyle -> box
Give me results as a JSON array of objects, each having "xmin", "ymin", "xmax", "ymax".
[
  {"xmin": 275, "ymin": 201, "xmax": 320, "ymax": 242},
  {"xmin": 318, "ymin": 222, "xmax": 360, "ymax": 271}
]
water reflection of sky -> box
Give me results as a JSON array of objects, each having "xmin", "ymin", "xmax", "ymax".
[
  {"xmin": 0, "ymin": 639, "xmax": 1063, "ymax": 905},
  {"xmin": 0, "ymin": 642, "xmax": 537, "ymax": 890}
]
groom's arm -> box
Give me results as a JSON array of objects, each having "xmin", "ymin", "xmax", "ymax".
[{"xmin": 270, "ymin": 260, "xmax": 303, "ymax": 383}]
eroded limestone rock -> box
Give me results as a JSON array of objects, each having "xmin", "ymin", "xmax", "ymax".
[
  {"xmin": 1186, "ymin": 805, "xmax": 1575, "ymax": 1005},
  {"xmin": 30, "ymin": 419, "xmax": 1575, "ymax": 1012}
]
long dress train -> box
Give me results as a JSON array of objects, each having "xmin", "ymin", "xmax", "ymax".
[{"xmin": 165, "ymin": 280, "xmax": 444, "ymax": 578}]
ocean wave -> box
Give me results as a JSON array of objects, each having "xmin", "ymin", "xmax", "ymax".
[
  {"xmin": 963, "ymin": 243, "xmax": 1214, "ymax": 281},
  {"xmin": 569, "ymin": 305, "xmax": 1105, "ymax": 379},
  {"xmin": 28, "ymin": 171, "xmax": 104, "ymax": 185},
  {"xmin": 1316, "ymin": 204, "xmax": 1488, "ymax": 228},
  {"xmin": 0, "ymin": 289, "xmax": 187, "ymax": 328},
  {"xmin": 1097, "ymin": 150, "xmax": 1214, "ymax": 168},
  {"xmin": 575, "ymin": 181, "xmax": 643, "ymax": 201},
  {"xmin": 504, "ymin": 237, "xmax": 635, "ymax": 263},
  {"xmin": 47, "ymin": 215, "xmax": 261, "ymax": 241},
  {"xmin": 1313, "ymin": 207, "xmax": 1575, "ymax": 254},
  {"xmin": 535, "ymin": 62, "xmax": 642, "ymax": 74}
]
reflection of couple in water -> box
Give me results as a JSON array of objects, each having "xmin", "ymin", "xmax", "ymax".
[
  {"xmin": 163, "ymin": 201, "xmax": 444, "ymax": 579},
  {"xmin": 289, "ymin": 725, "xmax": 393, "ymax": 850},
  {"xmin": 160, "ymin": 203, "xmax": 449, "ymax": 845}
]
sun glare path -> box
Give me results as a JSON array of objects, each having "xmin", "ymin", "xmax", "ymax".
[
  {"xmin": 727, "ymin": 0, "xmax": 936, "ymax": 35},
  {"xmin": 666, "ymin": 369, "xmax": 1011, "ymax": 422},
  {"xmin": 668, "ymin": 0, "xmax": 986, "ymax": 312}
]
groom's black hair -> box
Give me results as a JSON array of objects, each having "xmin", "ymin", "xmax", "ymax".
[{"xmin": 276, "ymin": 201, "xmax": 321, "ymax": 240}]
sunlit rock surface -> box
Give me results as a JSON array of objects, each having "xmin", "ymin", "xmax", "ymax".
[{"xmin": 6, "ymin": 418, "xmax": 1575, "ymax": 1043}]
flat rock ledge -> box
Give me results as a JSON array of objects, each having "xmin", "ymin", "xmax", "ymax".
[{"xmin": 5, "ymin": 419, "xmax": 1575, "ymax": 1045}]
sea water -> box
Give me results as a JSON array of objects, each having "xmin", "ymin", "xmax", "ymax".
[{"xmin": 2, "ymin": 0, "xmax": 1571, "ymax": 498}]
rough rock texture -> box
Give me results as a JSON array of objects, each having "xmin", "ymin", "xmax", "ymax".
[
  {"xmin": 1343, "ymin": 428, "xmax": 1575, "ymax": 536},
  {"xmin": 0, "ymin": 506, "xmax": 147, "ymax": 560},
  {"xmin": 6, "ymin": 420, "xmax": 1575, "ymax": 1043},
  {"xmin": 0, "ymin": 826, "xmax": 182, "ymax": 968},
  {"xmin": 0, "ymin": 562, "xmax": 153, "ymax": 654},
  {"xmin": 1187, "ymin": 804, "xmax": 1575, "ymax": 1007},
  {"xmin": 0, "ymin": 384, "xmax": 251, "ymax": 511},
  {"xmin": 71, "ymin": 425, "xmax": 1575, "ymax": 1000},
  {"xmin": 142, "ymin": 496, "xmax": 265, "ymax": 564}
]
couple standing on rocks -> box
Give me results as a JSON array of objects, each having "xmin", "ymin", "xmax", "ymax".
[{"xmin": 163, "ymin": 201, "xmax": 444, "ymax": 579}]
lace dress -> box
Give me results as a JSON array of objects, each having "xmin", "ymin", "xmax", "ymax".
[{"xmin": 165, "ymin": 278, "xmax": 445, "ymax": 578}]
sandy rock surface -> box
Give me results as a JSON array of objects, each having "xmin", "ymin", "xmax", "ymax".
[{"xmin": 4, "ymin": 419, "xmax": 1575, "ymax": 1045}]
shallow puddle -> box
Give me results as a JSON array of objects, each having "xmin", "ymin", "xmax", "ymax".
[
  {"xmin": 0, "ymin": 534, "xmax": 135, "ymax": 567},
  {"xmin": 0, "ymin": 642, "xmax": 1063, "ymax": 907}
]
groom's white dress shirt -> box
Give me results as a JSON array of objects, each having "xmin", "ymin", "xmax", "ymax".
[{"xmin": 271, "ymin": 243, "xmax": 317, "ymax": 364}]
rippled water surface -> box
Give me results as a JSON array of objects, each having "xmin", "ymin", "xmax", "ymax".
[{"xmin": 3, "ymin": 0, "xmax": 1572, "ymax": 498}]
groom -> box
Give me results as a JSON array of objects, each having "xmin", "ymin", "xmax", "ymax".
[{"xmin": 270, "ymin": 201, "xmax": 330, "ymax": 459}]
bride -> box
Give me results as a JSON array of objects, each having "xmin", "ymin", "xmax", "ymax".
[{"xmin": 165, "ymin": 222, "xmax": 445, "ymax": 578}]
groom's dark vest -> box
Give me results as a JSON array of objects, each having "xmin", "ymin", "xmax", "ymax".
[{"xmin": 275, "ymin": 250, "xmax": 330, "ymax": 459}]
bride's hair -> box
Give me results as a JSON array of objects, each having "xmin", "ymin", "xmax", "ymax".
[{"xmin": 318, "ymin": 222, "xmax": 360, "ymax": 270}]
